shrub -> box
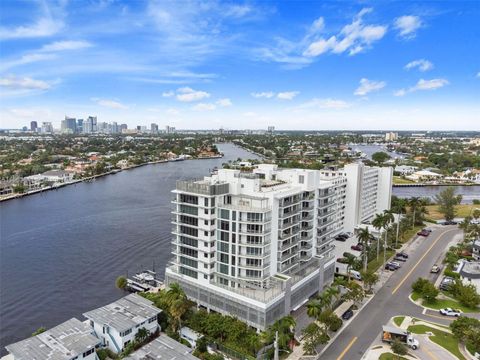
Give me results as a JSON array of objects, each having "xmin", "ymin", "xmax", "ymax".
[
  {"xmin": 443, "ymin": 268, "xmax": 461, "ymax": 279},
  {"xmin": 412, "ymin": 277, "xmax": 438, "ymax": 303},
  {"xmin": 328, "ymin": 315, "xmax": 343, "ymax": 332}
]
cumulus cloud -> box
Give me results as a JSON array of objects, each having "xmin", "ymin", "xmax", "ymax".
[
  {"xmin": 354, "ymin": 78, "xmax": 386, "ymax": 96},
  {"xmin": 193, "ymin": 103, "xmax": 216, "ymax": 111},
  {"xmin": 176, "ymin": 87, "xmax": 210, "ymax": 102},
  {"xmin": 40, "ymin": 40, "xmax": 93, "ymax": 52},
  {"xmin": 303, "ymin": 8, "xmax": 387, "ymax": 57},
  {"xmin": 216, "ymin": 98, "xmax": 232, "ymax": 107},
  {"xmin": 394, "ymin": 78, "xmax": 449, "ymax": 96},
  {"xmin": 91, "ymin": 98, "xmax": 128, "ymax": 109},
  {"xmin": 277, "ymin": 91, "xmax": 299, "ymax": 100},
  {"xmin": 405, "ymin": 59, "xmax": 433, "ymax": 72},
  {"xmin": 0, "ymin": 75, "xmax": 52, "ymax": 90},
  {"xmin": 394, "ymin": 15, "xmax": 422, "ymax": 39},
  {"xmin": 298, "ymin": 98, "xmax": 351, "ymax": 109},
  {"xmin": 251, "ymin": 91, "xmax": 275, "ymax": 98}
]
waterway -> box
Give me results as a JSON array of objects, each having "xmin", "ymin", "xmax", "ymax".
[
  {"xmin": 0, "ymin": 143, "xmax": 260, "ymax": 353},
  {"xmin": 392, "ymin": 185, "xmax": 479, "ymax": 204}
]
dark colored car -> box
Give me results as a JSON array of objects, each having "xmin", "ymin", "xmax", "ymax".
[
  {"xmin": 396, "ymin": 252, "xmax": 408, "ymax": 259},
  {"xmin": 443, "ymin": 221, "xmax": 458, "ymax": 225},
  {"xmin": 351, "ymin": 244, "xmax": 363, "ymax": 251},
  {"xmin": 341, "ymin": 309, "xmax": 354, "ymax": 320},
  {"xmin": 385, "ymin": 262, "xmax": 397, "ymax": 271},
  {"xmin": 337, "ymin": 257, "xmax": 349, "ymax": 264},
  {"xmin": 417, "ymin": 229, "xmax": 430, "ymax": 237},
  {"xmin": 335, "ymin": 235, "xmax": 347, "ymax": 242},
  {"xmin": 394, "ymin": 255, "xmax": 407, "ymax": 262}
]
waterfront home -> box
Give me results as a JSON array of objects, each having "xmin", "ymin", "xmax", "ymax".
[
  {"xmin": 124, "ymin": 334, "xmax": 199, "ymax": 360},
  {"xmin": 42, "ymin": 170, "xmax": 75, "ymax": 183},
  {"xmin": 83, "ymin": 294, "xmax": 161, "ymax": 353},
  {"xmin": 4, "ymin": 318, "xmax": 100, "ymax": 360},
  {"xmin": 406, "ymin": 170, "xmax": 444, "ymax": 182}
]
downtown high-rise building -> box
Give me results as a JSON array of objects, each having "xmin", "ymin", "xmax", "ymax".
[
  {"xmin": 84, "ymin": 116, "xmax": 97, "ymax": 133},
  {"xmin": 61, "ymin": 116, "xmax": 77, "ymax": 134},
  {"xmin": 30, "ymin": 121, "xmax": 38, "ymax": 132},
  {"xmin": 151, "ymin": 123, "xmax": 159, "ymax": 134},
  {"xmin": 165, "ymin": 163, "xmax": 392, "ymax": 330}
]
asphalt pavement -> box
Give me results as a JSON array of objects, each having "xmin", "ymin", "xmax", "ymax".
[{"xmin": 317, "ymin": 225, "xmax": 462, "ymax": 360}]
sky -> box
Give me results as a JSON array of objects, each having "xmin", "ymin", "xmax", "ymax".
[{"xmin": 0, "ymin": 0, "xmax": 479, "ymax": 130}]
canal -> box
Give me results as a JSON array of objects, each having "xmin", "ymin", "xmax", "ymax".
[{"xmin": 0, "ymin": 143, "xmax": 260, "ymax": 353}]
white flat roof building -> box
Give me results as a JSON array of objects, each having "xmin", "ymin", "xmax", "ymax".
[
  {"xmin": 5, "ymin": 318, "xmax": 100, "ymax": 360},
  {"xmin": 83, "ymin": 294, "xmax": 161, "ymax": 353},
  {"xmin": 124, "ymin": 334, "xmax": 198, "ymax": 360},
  {"xmin": 165, "ymin": 163, "xmax": 392, "ymax": 330}
]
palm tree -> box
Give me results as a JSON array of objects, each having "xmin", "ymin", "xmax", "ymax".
[
  {"xmin": 306, "ymin": 300, "xmax": 322, "ymax": 319},
  {"xmin": 408, "ymin": 197, "xmax": 421, "ymax": 229},
  {"xmin": 135, "ymin": 327, "xmax": 149, "ymax": 343},
  {"xmin": 372, "ymin": 213, "xmax": 385, "ymax": 260},
  {"xmin": 344, "ymin": 254, "xmax": 356, "ymax": 282},
  {"xmin": 382, "ymin": 210, "xmax": 394, "ymax": 268},
  {"xmin": 164, "ymin": 283, "xmax": 191, "ymax": 333},
  {"xmin": 357, "ymin": 227, "xmax": 372, "ymax": 272},
  {"xmin": 391, "ymin": 198, "xmax": 406, "ymax": 248}
]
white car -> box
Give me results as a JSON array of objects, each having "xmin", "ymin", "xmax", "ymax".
[
  {"xmin": 439, "ymin": 308, "xmax": 461, "ymax": 317},
  {"xmin": 431, "ymin": 265, "xmax": 441, "ymax": 273}
]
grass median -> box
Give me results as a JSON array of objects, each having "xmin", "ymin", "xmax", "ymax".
[
  {"xmin": 407, "ymin": 324, "xmax": 465, "ymax": 360},
  {"xmin": 411, "ymin": 291, "xmax": 479, "ymax": 313}
]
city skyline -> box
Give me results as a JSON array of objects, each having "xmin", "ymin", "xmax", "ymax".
[{"xmin": 1, "ymin": 1, "xmax": 479, "ymax": 130}]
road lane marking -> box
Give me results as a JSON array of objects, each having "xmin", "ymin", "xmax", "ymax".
[
  {"xmin": 336, "ymin": 336, "xmax": 357, "ymax": 360},
  {"xmin": 391, "ymin": 229, "xmax": 457, "ymax": 295}
]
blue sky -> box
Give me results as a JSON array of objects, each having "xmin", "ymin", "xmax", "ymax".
[{"xmin": 1, "ymin": 0, "xmax": 479, "ymax": 130}]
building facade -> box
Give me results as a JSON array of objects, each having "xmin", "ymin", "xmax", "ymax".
[{"xmin": 165, "ymin": 163, "xmax": 392, "ymax": 330}]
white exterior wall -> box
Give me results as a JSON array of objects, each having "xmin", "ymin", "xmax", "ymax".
[{"xmin": 90, "ymin": 318, "xmax": 158, "ymax": 353}]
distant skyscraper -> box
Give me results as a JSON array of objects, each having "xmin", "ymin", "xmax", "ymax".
[
  {"xmin": 22, "ymin": 126, "xmax": 28, "ymax": 132},
  {"xmin": 165, "ymin": 125, "xmax": 176, "ymax": 134},
  {"xmin": 77, "ymin": 119, "xmax": 84, "ymax": 133},
  {"xmin": 84, "ymin": 116, "xmax": 97, "ymax": 133},
  {"xmin": 120, "ymin": 124, "xmax": 128, "ymax": 132},
  {"xmin": 267, "ymin": 126, "xmax": 275, "ymax": 134},
  {"xmin": 111, "ymin": 122, "xmax": 118, "ymax": 134},
  {"xmin": 42, "ymin": 122, "xmax": 53, "ymax": 133},
  {"xmin": 61, "ymin": 116, "xmax": 77, "ymax": 134},
  {"xmin": 30, "ymin": 121, "xmax": 38, "ymax": 132},
  {"xmin": 385, "ymin": 132, "xmax": 398, "ymax": 142},
  {"xmin": 151, "ymin": 123, "xmax": 159, "ymax": 134}
]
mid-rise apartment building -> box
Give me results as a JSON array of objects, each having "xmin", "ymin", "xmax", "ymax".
[{"xmin": 165, "ymin": 163, "xmax": 392, "ymax": 330}]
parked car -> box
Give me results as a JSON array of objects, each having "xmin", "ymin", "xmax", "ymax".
[
  {"xmin": 442, "ymin": 220, "xmax": 458, "ymax": 225},
  {"xmin": 396, "ymin": 252, "xmax": 409, "ymax": 259},
  {"xmin": 385, "ymin": 262, "xmax": 397, "ymax": 271},
  {"xmin": 439, "ymin": 308, "xmax": 461, "ymax": 317},
  {"xmin": 394, "ymin": 255, "xmax": 407, "ymax": 262},
  {"xmin": 439, "ymin": 277, "xmax": 455, "ymax": 290},
  {"xmin": 335, "ymin": 235, "xmax": 347, "ymax": 242},
  {"xmin": 417, "ymin": 229, "xmax": 430, "ymax": 237},
  {"xmin": 431, "ymin": 264, "xmax": 441, "ymax": 273},
  {"xmin": 351, "ymin": 244, "xmax": 363, "ymax": 251},
  {"xmin": 341, "ymin": 309, "xmax": 354, "ymax": 320},
  {"xmin": 337, "ymin": 257, "xmax": 349, "ymax": 264},
  {"xmin": 390, "ymin": 261, "xmax": 402, "ymax": 269}
]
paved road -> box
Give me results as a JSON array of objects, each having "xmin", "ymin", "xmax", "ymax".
[{"xmin": 318, "ymin": 225, "xmax": 461, "ymax": 360}]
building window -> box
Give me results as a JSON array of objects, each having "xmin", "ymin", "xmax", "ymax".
[{"xmin": 299, "ymin": 175, "xmax": 304, "ymax": 184}]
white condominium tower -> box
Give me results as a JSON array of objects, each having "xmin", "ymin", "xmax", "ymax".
[{"xmin": 165, "ymin": 163, "xmax": 392, "ymax": 330}]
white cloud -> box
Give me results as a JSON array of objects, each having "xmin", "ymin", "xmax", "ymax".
[
  {"xmin": 394, "ymin": 15, "xmax": 422, "ymax": 39},
  {"xmin": 405, "ymin": 59, "xmax": 433, "ymax": 72},
  {"xmin": 251, "ymin": 91, "xmax": 275, "ymax": 98},
  {"xmin": 40, "ymin": 40, "xmax": 93, "ymax": 52},
  {"xmin": 354, "ymin": 78, "xmax": 386, "ymax": 96},
  {"xmin": 91, "ymin": 98, "xmax": 128, "ymax": 109},
  {"xmin": 0, "ymin": 75, "xmax": 52, "ymax": 90},
  {"xmin": 476, "ymin": 72, "xmax": 480, "ymax": 78},
  {"xmin": 394, "ymin": 78, "xmax": 449, "ymax": 96},
  {"xmin": 162, "ymin": 91, "xmax": 175, "ymax": 97},
  {"xmin": 277, "ymin": 91, "xmax": 299, "ymax": 100},
  {"xmin": 303, "ymin": 8, "xmax": 387, "ymax": 57},
  {"xmin": 298, "ymin": 98, "xmax": 351, "ymax": 109},
  {"xmin": 193, "ymin": 103, "xmax": 216, "ymax": 111},
  {"xmin": 216, "ymin": 98, "xmax": 232, "ymax": 107},
  {"xmin": 176, "ymin": 87, "xmax": 210, "ymax": 102},
  {"xmin": 0, "ymin": 18, "xmax": 64, "ymax": 40}
]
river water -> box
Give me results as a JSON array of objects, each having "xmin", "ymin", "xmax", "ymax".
[{"xmin": 0, "ymin": 143, "xmax": 260, "ymax": 353}]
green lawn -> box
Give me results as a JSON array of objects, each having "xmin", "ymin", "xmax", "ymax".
[
  {"xmin": 367, "ymin": 250, "xmax": 395, "ymax": 272},
  {"xmin": 425, "ymin": 204, "xmax": 477, "ymax": 221},
  {"xmin": 410, "ymin": 291, "xmax": 479, "ymax": 313},
  {"xmin": 399, "ymin": 225, "xmax": 424, "ymax": 243},
  {"xmin": 393, "ymin": 316, "xmax": 405, "ymax": 327},
  {"xmin": 407, "ymin": 325, "xmax": 465, "ymax": 360},
  {"xmin": 393, "ymin": 176, "xmax": 415, "ymax": 185},
  {"xmin": 379, "ymin": 353, "xmax": 409, "ymax": 360}
]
